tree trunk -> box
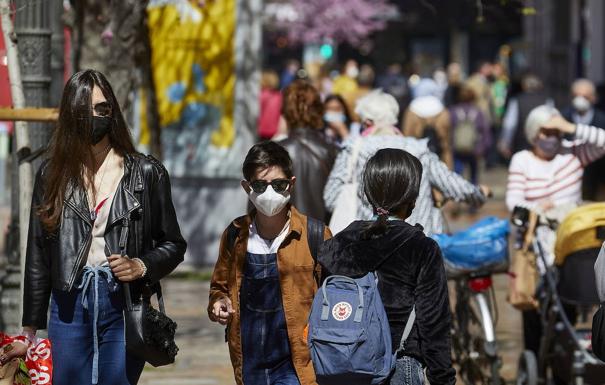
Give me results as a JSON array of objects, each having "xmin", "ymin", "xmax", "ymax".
[{"xmin": 0, "ymin": 0, "xmax": 34, "ymax": 321}]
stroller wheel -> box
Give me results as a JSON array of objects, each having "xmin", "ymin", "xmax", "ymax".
[{"xmin": 516, "ymin": 350, "xmax": 538, "ymax": 385}]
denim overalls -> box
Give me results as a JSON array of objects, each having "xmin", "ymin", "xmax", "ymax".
[{"xmin": 240, "ymin": 251, "xmax": 300, "ymax": 385}]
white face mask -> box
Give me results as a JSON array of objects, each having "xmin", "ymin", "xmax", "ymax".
[
  {"xmin": 345, "ymin": 66, "xmax": 359, "ymax": 78},
  {"xmin": 572, "ymin": 95, "xmax": 591, "ymax": 113},
  {"xmin": 249, "ymin": 185, "xmax": 290, "ymax": 217},
  {"xmin": 324, "ymin": 111, "xmax": 346, "ymax": 123}
]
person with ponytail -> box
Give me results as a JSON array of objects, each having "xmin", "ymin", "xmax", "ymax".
[{"xmin": 318, "ymin": 149, "xmax": 456, "ymax": 385}]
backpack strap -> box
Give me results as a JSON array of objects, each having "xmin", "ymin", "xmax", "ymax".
[
  {"xmin": 397, "ymin": 305, "xmax": 416, "ymax": 353},
  {"xmin": 307, "ymin": 217, "xmax": 325, "ymax": 285},
  {"xmin": 226, "ymin": 223, "xmax": 240, "ymax": 252}
]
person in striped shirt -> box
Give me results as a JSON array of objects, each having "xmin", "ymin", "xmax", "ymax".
[
  {"xmin": 506, "ymin": 105, "xmax": 605, "ymax": 216},
  {"xmin": 506, "ymin": 104, "xmax": 605, "ymax": 358}
]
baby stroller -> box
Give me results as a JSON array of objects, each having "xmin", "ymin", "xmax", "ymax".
[{"xmin": 515, "ymin": 203, "xmax": 605, "ymax": 385}]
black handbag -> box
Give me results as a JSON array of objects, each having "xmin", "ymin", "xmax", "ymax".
[
  {"xmin": 119, "ymin": 217, "xmax": 179, "ymax": 366},
  {"xmin": 592, "ymin": 303, "xmax": 605, "ymax": 361}
]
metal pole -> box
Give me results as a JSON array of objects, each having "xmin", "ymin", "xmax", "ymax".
[
  {"xmin": 49, "ymin": 0, "xmax": 65, "ymax": 107},
  {"xmin": 15, "ymin": 0, "xmax": 52, "ymax": 164}
]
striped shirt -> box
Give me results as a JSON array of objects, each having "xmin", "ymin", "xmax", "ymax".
[
  {"xmin": 506, "ymin": 124, "xmax": 605, "ymax": 212},
  {"xmin": 323, "ymin": 135, "xmax": 486, "ymax": 236}
]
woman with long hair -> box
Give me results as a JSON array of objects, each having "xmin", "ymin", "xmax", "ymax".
[
  {"xmin": 323, "ymin": 94, "xmax": 360, "ymax": 144},
  {"xmin": 4, "ymin": 69, "xmax": 186, "ymax": 385},
  {"xmin": 278, "ymin": 80, "xmax": 337, "ymax": 222},
  {"xmin": 319, "ymin": 149, "xmax": 456, "ymax": 385}
]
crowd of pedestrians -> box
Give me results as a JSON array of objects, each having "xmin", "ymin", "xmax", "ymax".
[
  {"xmin": 221, "ymin": 58, "xmax": 605, "ymax": 385},
  {"xmin": 2, "ymin": 55, "xmax": 605, "ymax": 385}
]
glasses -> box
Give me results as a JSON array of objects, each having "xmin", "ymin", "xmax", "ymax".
[
  {"xmin": 248, "ymin": 179, "xmax": 291, "ymax": 194},
  {"xmin": 93, "ymin": 102, "xmax": 112, "ymax": 117}
]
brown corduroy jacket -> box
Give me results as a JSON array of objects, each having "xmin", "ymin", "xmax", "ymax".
[{"xmin": 208, "ymin": 207, "xmax": 331, "ymax": 385}]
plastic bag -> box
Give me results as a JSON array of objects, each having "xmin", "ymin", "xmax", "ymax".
[
  {"xmin": 433, "ymin": 216, "xmax": 510, "ymax": 272},
  {"xmin": 0, "ymin": 333, "xmax": 52, "ymax": 385},
  {"xmin": 25, "ymin": 339, "xmax": 52, "ymax": 385}
]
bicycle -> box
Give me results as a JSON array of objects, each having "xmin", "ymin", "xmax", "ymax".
[{"xmin": 433, "ymin": 216, "xmax": 509, "ymax": 385}]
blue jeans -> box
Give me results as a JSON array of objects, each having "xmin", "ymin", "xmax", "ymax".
[
  {"xmin": 49, "ymin": 267, "xmax": 145, "ymax": 385},
  {"xmin": 388, "ymin": 356, "xmax": 424, "ymax": 385}
]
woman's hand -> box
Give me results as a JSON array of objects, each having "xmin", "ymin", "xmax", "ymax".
[
  {"xmin": 479, "ymin": 184, "xmax": 493, "ymax": 198},
  {"xmin": 0, "ymin": 341, "xmax": 28, "ymax": 365},
  {"xmin": 327, "ymin": 121, "xmax": 350, "ymax": 140},
  {"xmin": 542, "ymin": 115, "xmax": 576, "ymax": 134},
  {"xmin": 108, "ymin": 255, "xmax": 145, "ymax": 282}
]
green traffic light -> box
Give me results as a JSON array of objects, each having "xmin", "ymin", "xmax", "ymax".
[{"xmin": 320, "ymin": 44, "xmax": 333, "ymax": 59}]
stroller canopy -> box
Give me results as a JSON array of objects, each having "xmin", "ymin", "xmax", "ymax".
[{"xmin": 555, "ymin": 203, "xmax": 605, "ymax": 265}]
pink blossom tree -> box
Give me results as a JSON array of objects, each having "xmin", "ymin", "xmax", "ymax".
[{"xmin": 273, "ymin": 0, "xmax": 396, "ymax": 47}]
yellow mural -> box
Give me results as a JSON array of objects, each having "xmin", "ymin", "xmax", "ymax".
[{"xmin": 147, "ymin": 0, "xmax": 235, "ymax": 148}]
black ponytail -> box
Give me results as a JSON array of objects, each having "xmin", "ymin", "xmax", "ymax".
[{"xmin": 361, "ymin": 149, "xmax": 422, "ymax": 240}]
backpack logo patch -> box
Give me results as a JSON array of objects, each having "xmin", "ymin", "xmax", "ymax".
[{"xmin": 332, "ymin": 302, "xmax": 353, "ymax": 321}]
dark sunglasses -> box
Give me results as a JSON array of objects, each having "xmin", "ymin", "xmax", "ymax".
[
  {"xmin": 248, "ymin": 179, "xmax": 291, "ymax": 194},
  {"xmin": 93, "ymin": 102, "xmax": 113, "ymax": 117}
]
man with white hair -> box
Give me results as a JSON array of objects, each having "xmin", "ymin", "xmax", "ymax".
[
  {"xmin": 561, "ymin": 78, "xmax": 605, "ymax": 200},
  {"xmin": 324, "ymin": 89, "xmax": 489, "ymax": 236}
]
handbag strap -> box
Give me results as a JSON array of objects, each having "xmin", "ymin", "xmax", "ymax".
[
  {"xmin": 396, "ymin": 305, "xmax": 416, "ymax": 353},
  {"xmin": 120, "ymin": 158, "xmax": 167, "ymax": 314},
  {"xmin": 521, "ymin": 210, "xmax": 538, "ymax": 252},
  {"xmin": 120, "ymin": 219, "xmax": 135, "ymax": 311}
]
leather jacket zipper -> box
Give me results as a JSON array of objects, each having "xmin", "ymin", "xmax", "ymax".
[
  {"xmin": 64, "ymin": 200, "xmax": 94, "ymax": 290},
  {"xmin": 67, "ymin": 229, "xmax": 93, "ymax": 290}
]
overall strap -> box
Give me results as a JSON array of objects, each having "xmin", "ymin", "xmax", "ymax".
[{"xmin": 226, "ymin": 223, "xmax": 240, "ymax": 253}]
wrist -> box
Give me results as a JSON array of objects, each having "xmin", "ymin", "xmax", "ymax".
[
  {"xmin": 20, "ymin": 328, "xmax": 36, "ymax": 344},
  {"xmin": 133, "ymin": 258, "xmax": 147, "ymax": 278}
]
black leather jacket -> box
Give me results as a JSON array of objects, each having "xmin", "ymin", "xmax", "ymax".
[
  {"xmin": 23, "ymin": 153, "xmax": 187, "ymax": 329},
  {"xmin": 278, "ymin": 127, "xmax": 337, "ymax": 222}
]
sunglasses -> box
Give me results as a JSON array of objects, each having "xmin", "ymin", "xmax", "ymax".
[
  {"xmin": 93, "ymin": 102, "xmax": 113, "ymax": 117},
  {"xmin": 248, "ymin": 179, "xmax": 291, "ymax": 194}
]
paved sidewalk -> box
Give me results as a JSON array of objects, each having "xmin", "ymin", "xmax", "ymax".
[{"xmin": 138, "ymin": 279, "xmax": 235, "ymax": 385}]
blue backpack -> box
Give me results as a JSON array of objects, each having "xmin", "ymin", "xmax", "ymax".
[{"xmin": 308, "ymin": 273, "xmax": 416, "ymax": 385}]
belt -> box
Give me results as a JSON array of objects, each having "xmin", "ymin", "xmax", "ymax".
[{"xmin": 77, "ymin": 265, "xmax": 119, "ymax": 385}]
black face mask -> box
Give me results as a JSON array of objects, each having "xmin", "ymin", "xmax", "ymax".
[{"xmin": 91, "ymin": 116, "xmax": 111, "ymax": 144}]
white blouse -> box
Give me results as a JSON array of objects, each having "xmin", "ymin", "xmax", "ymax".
[{"xmin": 85, "ymin": 149, "xmax": 124, "ymax": 266}]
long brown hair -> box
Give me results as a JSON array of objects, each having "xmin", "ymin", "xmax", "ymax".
[
  {"xmin": 281, "ymin": 80, "xmax": 324, "ymax": 130},
  {"xmin": 38, "ymin": 69, "xmax": 137, "ymax": 232}
]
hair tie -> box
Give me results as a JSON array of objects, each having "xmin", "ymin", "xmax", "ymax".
[{"xmin": 376, "ymin": 207, "xmax": 390, "ymax": 216}]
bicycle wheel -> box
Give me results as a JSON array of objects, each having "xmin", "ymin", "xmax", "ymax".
[
  {"xmin": 516, "ymin": 350, "xmax": 538, "ymax": 385},
  {"xmin": 452, "ymin": 284, "xmax": 502, "ymax": 385}
]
